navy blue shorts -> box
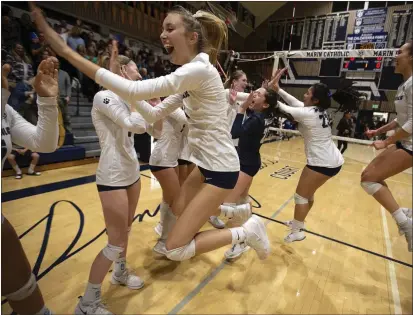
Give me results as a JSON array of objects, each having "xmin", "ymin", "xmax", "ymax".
[
  {"xmin": 149, "ymin": 165, "xmax": 173, "ymax": 172},
  {"xmin": 11, "ymin": 149, "xmax": 34, "ymax": 158},
  {"xmin": 396, "ymin": 141, "xmax": 413, "ymax": 155},
  {"xmin": 198, "ymin": 167, "xmax": 239, "ymax": 189},
  {"xmin": 97, "ymin": 178, "xmax": 140, "ymax": 192},
  {"xmin": 240, "ymin": 163, "xmax": 260, "ymax": 177},
  {"xmin": 178, "ymin": 159, "xmax": 193, "ymax": 166},
  {"xmin": 306, "ymin": 165, "xmax": 341, "ymax": 177}
]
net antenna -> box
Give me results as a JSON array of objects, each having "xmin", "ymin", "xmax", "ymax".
[{"xmin": 285, "ymin": 2, "xmax": 296, "ymax": 83}]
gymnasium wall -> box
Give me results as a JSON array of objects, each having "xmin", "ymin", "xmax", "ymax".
[
  {"xmin": 244, "ymin": 2, "xmax": 333, "ymax": 52},
  {"xmin": 240, "ymin": 2, "xmax": 412, "ymax": 115},
  {"xmin": 32, "ymin": 1, "xmax": 248, "ymax": 53},
  {"xmin": 244, "ymin": 2, "xmax": 413, "ymax": 52}
]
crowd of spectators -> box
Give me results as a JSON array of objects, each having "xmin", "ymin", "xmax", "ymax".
[
  {"xmin": 1, "ymin": 4, "xmax": 177, "ymax": 179},
  {"xmin": 1, "ymin": 5, "xmax": 174, "ymax": 133}
]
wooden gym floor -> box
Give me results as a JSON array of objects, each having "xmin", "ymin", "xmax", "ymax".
[{"xmin": 1, "ymin": 138, "xmax": 412, "ymax": 314}]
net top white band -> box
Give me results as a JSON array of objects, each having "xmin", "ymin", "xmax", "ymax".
[
  {"xmin": 269, "ymin": 127, "xmax": 374, "ymax": 145},
  {"xmin": 275, "ymin": 49, "xmax": 398, "ymax": 59}
]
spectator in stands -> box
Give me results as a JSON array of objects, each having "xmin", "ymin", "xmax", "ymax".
[
  {"xmin": 85, "ymin": 43, "xmax": 98, "ymax": 64},
  {"xmin": 65, "ymin": 28, "xmax": 85, "ymax": 80},
  {"xmin": 137, "ymin": 51, "xmax": 148, "ymax": 69},
  {"xmin": 4, "ymin": 43, "xmax": 34, "ymax": 89},
  {"xmin": 7, "ymin": 75, "xmax": 35, "ymax": 115},
  {"xmin": 135, "ymin": 54, "xmax": 143, "ymax": 69},
  {"xmin": 357, "ymin": 118, "xmax": 370, "ymax": 140},
  {"xmin": 41, "ymin": 49, "xmax": 49, "ymax": 61},
  {"xmin": 60, "ymin": 19, "xmax": 69, "ymax": 33},
  {"xmin": 77, "ymin": 44, "xmax": 86, "ymax": 57},
  {"xmin": 282, "ymin": 119, "xmax": 295, "ymax": 140},
  {"xmin": 106, "ymin": 40, "xmax": 113, "ymax": 55},
  {"xmin": 82, "ymin": 43, "xmax": 100, "ymax": 100},
  {"xmin": 55, "ymin": 23, "xmax": 69, "ymax": 43},
  {"xmin": 1, "ymin": 6, "xmax": 21, "ymax": 51},
  {"xmin": 58, "ymin": 61, "xmax": 72, "ymax": 132},
  {"xmin": 7, "ymin": 147, "xmax": 41, "ymax": 179},
  {"xmin": 124, "ymin": 47, "xmax": 133, "ymax": 59},
  {"xmin": 97, "ymin": 40, "xmax": 106, "ymax": 55},
  {"xmin": 163, "ymin": 59, "xmax": 172, "ymax": 74},
  {"xmin": 336, "ymin": 110, "xmax": 353, "ymax": 154},
  {"xmin": 18, "ymin": 13, "xmax": 36, "ymax": 55},
  {"xmin": 67, "ymin": 26, "xmax": 85, "ymax": 51},
  {"xmin": 139, "ymin": 67, "xmax": 149, "ymax": 80},
  {"xmin": 147, "ymin": 56, "xmax": 155, "ymax": 77},
  {"xmin": 87, "ymin": 31, "xmax": 95, "ymax": 43},
  {"xmin": 30, "ymin": 32, "xmax": 49, "ymax": 73}
]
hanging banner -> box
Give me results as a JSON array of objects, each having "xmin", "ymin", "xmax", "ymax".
[
  {"xmin": 354, "ymin": 8, "xmax": 387, "ymax": 34},
  {"xmin": 324, "ymin": 12, "xmax": 349, "ymax": 43},
  {"xmin": 301, "ymin": 16, "xmax": 326, "ymax": 50},
  {"xmin": 388, "ymin": 9, "xmax": 412, "ymax": 48}
]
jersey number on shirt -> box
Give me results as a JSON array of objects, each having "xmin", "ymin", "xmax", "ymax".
[{"xmin": 319, "ymin": 112, "xmax": 331, "ymax": 128}]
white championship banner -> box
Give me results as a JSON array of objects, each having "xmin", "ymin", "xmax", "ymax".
[
  {"xmin": 273, "ymin": 49, "xmax": 398, "ymax": 59},
  {"xmin": 269, "ymin": 127, "xmax": 374, "ymax": 145}
]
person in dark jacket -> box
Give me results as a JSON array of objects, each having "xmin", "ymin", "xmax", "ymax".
[{"xmin": 336, "ymin": 110, "xmax": 353, "ymax": 154}]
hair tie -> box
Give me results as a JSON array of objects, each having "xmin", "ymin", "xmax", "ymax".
[{"xmin": 328, "ymin": 91, "xmax": 332, "ymax": 98}]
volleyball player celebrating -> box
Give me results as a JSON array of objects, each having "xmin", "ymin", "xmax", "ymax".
[
  {"xmin": 2, "ymin": 59, "xmax": 59, "ymax": 315},
  {"xmin": 223, "ymin": 87, "xmax": 279, "ymax": 259},
  {"xmin": 176, "ymin": 128, "xmax": 195, "ymax": 185},
  {"xmin": 31, "ymin": 2, "xmax": 270, "ymax": 272},
  {"xmin": 71, "ymin": 51, "xmax": 162, "ymax": 313},
  {"xmin": 362, "ymin": 40, "xmax": 412, "ymax": 251},
  {"xmin": 149, "ymin": 99, "xmax": 188, "ymax": 254},
  {"xmin": 270, "ymin": 68, "xmax": 344, "ymax": 243},
  {"xmin": 208, "ymin": 70, "xmax": 250, "ymax": 229},
  {"xmin": 155, "ymin": 117, "xmax": 195, "ymax": 239},
  {"xmin": 224, "ymin": 70, "xmax": 249, "ymax": 151}
]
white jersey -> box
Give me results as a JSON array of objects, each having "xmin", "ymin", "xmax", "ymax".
[
  {"xmin": 95, "ymin": 52, "xmax": 239, "ymax": 172},
  {"xmin": 92, "ymin": 90, "xmax": 161, "ymax": 186},
  {"xmin": 2, "ymin": 88, "xmax": 58, "ymax": 224},
  {"xmin": 225, "ymin": 89, "xmax": 249, "ymax": 147},
  {"xmin": 150, "ymin": 107, "xmax": 187, "ymax": 167},
  {"xmin": 179, "ymin": 131, "xmax": 191, "ymax": 161},
  {"xmin": 394, "ymin": 76, "xmax": 412, "ymax": 151},
  {"xmin": 277, "ymin": 89, "xmax": 344, "ymax": 168},
  {"xmin": 1, "ymin": 88, "xmax": 58, "ymax": 170}
]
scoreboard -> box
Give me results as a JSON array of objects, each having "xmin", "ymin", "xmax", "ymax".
[{"xmin": 342, "ymin": 33, "xmax": 388, "ymax": 72}]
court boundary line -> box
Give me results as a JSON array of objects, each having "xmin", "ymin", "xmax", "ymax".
[
  {"xmin": 253, "ymin": 212, "xmax": 413, "ymax": 269},
  {"xmin": 1, "ymin": 201, "xmax": 160, "ymax": 309},
  {"xmin": 167, "ymin": 195, "xmax": 294, "ymax": 315},
  {"xmin": 1, "ymin": 165, "xmax": 151, "ymax": 203},
  {"xmin": 380, "ymin": 206, "xmax": 402, "ymax": 314}
]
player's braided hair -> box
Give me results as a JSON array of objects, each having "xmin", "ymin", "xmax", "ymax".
[{"xmin": 332, "ymin": 79, "xmax": 368, "ymax": 112}]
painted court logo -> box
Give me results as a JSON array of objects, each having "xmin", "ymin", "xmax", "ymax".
[{"xmin": 270, "ymin": 166, "xmax": 300, "ymax": 180}]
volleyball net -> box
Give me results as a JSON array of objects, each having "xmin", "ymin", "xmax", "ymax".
[{"xmin": 220, "ymin": 48, "xmax": 399, "ymax": 99}]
